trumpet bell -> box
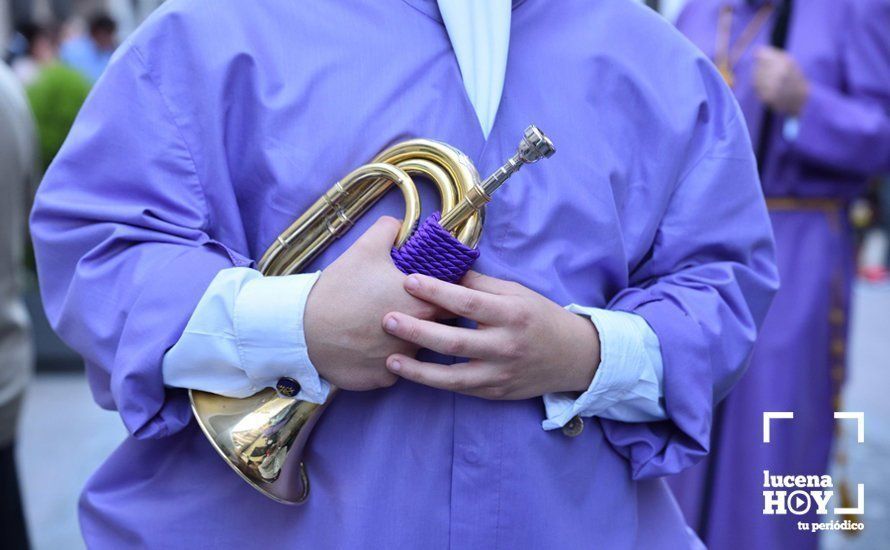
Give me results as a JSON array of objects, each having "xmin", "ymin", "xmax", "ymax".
[{"xmin": 190, "ymin": 388, "xmax": 332, "ymax": 504}]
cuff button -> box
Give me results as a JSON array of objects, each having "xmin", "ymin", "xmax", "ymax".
[
  {"xmin": 276, "ymin": 377, "xmax": 301, "ymax": 398},
  {"xmin": 562, "ymin": 416, "xmax": 584, "ymax": 437}
]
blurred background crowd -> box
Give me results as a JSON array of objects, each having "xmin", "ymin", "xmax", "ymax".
[{"xmin": 0, "ymin": 0, "xmax": 888, "ymax": 549}]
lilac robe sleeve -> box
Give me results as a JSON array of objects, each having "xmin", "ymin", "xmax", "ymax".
[
  {"xmin": 598, "ymin": 77, "xmax": 779, "ymax": 480},
  {"xmin": 30, "ymin": 46, "xmax": 252, "ymax": 439},
  {"xmin": 790, "ymin": 0, "xmax": 890, "ymax": 174}
]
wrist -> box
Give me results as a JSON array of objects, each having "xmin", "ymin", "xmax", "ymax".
[
  {"xmin": 302, "ymin": 272, "xmax": 331, "ymax": 376},
  {"xmin": 563, "ymin": 311, "xmax": 601, "ymax": 393},
  {"xmin": 790, "ymin": 79, "xmax": 809, "ymax": 116}
]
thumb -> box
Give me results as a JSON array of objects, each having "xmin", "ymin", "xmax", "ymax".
[{"xmin": 355, "ymin": 216, "xmax": 404, "ymax": 251}]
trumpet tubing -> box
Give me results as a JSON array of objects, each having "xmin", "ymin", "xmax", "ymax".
[{"xmin": 190, "ymin": 126, "xmax": 555, "ymax": 504}]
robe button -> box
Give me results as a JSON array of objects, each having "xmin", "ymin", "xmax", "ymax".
[
  {"xmin": 275, "ymin": 377, "xmax": 301, "ymax": 398},
  {"xmin": 562, "ymin": 416, "xmax": 584, "ymax": 437}
]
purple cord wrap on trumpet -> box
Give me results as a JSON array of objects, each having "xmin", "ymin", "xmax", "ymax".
[{"xmin": 391, "ymin": 212, "xmax": 479, "ymax": 283}]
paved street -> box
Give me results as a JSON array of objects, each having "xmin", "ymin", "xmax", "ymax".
[
  {"xmin": 14, "ymin": 283, "xmax": 890, "ymax": 549},
  {"xmin": 17, "ymin": 374, "xmax": 125, "ymax": 550}
]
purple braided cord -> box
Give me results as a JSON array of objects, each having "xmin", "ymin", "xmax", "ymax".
[{"xmin": 391, "ymin": 212, "xmax": 479, "ymax": 283}]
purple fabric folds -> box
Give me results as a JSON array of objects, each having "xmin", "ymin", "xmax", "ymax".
[
  {"xmin": 672, "ymin": 1, "xmax": 890, "ymax": 548},
  {"xmin": 390, "ymin": 212, "xmax": 480, "ymax": 283},
  {"xmin": 27, "ymin": 1, "xmax": 780, "ymax": 547}
]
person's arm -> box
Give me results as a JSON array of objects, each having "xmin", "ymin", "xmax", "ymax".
[
  {"xmin": 161, "ymin": 268, "xmax": 330, "ymax": 403},
  {"xmin": 786, "ymin": 0, "xmax": 890, "ymax": 174},
  {"xmin": 30, "ymin": 46, "xmax": 255, "ymax": 439},
  {"xmin": 29, "ymin": 44, "xmax": 415, "ymax": 439},
  {"xmin": 542, "ymin": 307, "xmax": 665, "ymax": 430},
  {"xmin": 596, "ymin": 100, "xmax": 778, "ymax": 479}
]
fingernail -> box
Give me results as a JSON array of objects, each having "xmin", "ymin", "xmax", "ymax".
[
  {"xmin": 388, "ymin": 359, "xmax": 402, "ymax": 372},
  {"xmin": 404, "ymin": 276, "xmax": 420, "ymax": 291},
  {"xmin": 384, "ymin": 316, "xmax": 398, "ymax": 332}
]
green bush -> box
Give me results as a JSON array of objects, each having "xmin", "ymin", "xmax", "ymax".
[{"xmin": 27, "ymin": 64, "xmax": 91, "ymax": 170}]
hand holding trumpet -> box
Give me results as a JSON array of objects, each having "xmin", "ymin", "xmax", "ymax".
[
  {"xmin": 304, "ymin": 216, "xmax": 441, "ymax": 391},
  {"xmin": 382, "ymin": 271, "xmax": 601, "ymax": 399},
  {"xmin": 306, "ymin": 218, "xmax": 601, "ymax": 400}
]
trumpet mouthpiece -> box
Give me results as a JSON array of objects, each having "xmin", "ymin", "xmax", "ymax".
[
  {"xmin": 518, "ymin": 125, "xmax": 556, "ymax": 164},
  {"xmin": 478, "ymin": 125, "xmax": 556, "ymax": 196},
  {"xmin": 439, "ymin": 124, "xmax": 556, "ymax": 233}
]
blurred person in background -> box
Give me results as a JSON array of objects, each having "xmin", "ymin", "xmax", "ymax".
[
  {"xmin": 672, "ymin": 0, "xmax": 890, "ymax": 548},
  {"xmin": 9, "ymin": 22, "xmax": 92, "ymax": 170},
  {"xmin": 0, "ymin": 61, "xmax": 35, "ymax": 550},
  {"xmin": 7, "ymin": 23, "xmax": 56, "ymax": 86},
  {"xmin": 60, "ymin": 12, "xmax": 117, "ymax": 83}
]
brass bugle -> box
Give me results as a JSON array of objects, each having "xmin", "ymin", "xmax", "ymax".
[{"xmin": 189, "ymin": 126, "xmax": 555, "ymax": 503}]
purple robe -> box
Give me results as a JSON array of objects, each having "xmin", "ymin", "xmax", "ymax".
[
  {"xmin": 673, "ymin": 1, "xmax": 890, "ymax": 548},
  {"xmin": 30, "ymin": 0, "xmax": 777, "ymax": 547}
]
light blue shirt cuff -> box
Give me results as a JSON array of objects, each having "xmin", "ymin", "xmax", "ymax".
[
  {"xmin": 783, "ymin": 117, "xmax": 801, "ymax": 142},
  {"xmin": 162, "ymin": 267, "xmax": 330, "ymax": 403},
  {"xmin": 235, "ymin": 270, "xmax": 328, "ymax": 402},
  {"xmin": 541, "ymin": 305, "xmax": 666, "ymax": 430}
]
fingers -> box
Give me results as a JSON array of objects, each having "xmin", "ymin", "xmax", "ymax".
[
  {"xmin": 753, "ymin": 55, "xmax": 772, "ymax": 82},
  {"xmin": 755, "ymin": 47, "xmax": 794, "ymax": 76},
  {"xmin": 403, "ymin": 274, "xmax": 511, "ymax": 324},
  {"xmin": 460, "ymin": 270, "xmax": 521, "ymax": 295},
  {"xmin": 382, "ymin": 312, "xmax": 493, "ymax": 358},
  {"xmin": 386, "ymin": 354, "xmax": 501, "ymax": 397},
  {"xmin": 752, "ymin": 61, "xmax": 773, "ymax": 100},
  {"xmin": 754, "ymin": 47, "xmax": 781, "ymax": 74},
  {"xmin": 755, "ymin": 45, "xmax": 780, "ymax": 60},
  {"xmin": 357, "ymin": 216, "xmax": 403, "ymax": 250}
]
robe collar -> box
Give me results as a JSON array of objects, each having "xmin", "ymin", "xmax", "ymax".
[{"xmin": 401, "ymin": 0, "xmax": 527, "ymax": 24}]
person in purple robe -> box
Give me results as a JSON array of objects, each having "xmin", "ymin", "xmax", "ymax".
[
  {"xmin": 30, "ymin": 0, "xmax": 778, "ymax": 547},
  {"xmin": 672, "ymin": 0, "xmax": 890, "ymax": 548}
]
